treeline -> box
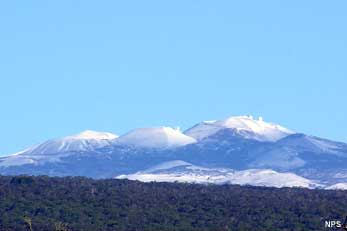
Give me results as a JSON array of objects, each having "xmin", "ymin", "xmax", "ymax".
[{"xmin": 0, "ymin": 175, "xmax": 346, "ymax": 231}]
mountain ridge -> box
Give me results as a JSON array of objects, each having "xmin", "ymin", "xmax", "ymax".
[{"xmin": 1, "ymin": 115, "xmax": 346, "ymax": 189}]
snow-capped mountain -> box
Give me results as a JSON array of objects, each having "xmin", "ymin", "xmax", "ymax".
[
  {"xmin": 116, "ymin": 160, "xmax": 322, "ymax": 189},
  {"xmin": 0, "ymin": 115, "xmax": 347, "ymax": 189},
  {"xmin": 14, "ymin": 130, "xmax": 118, "ymax": 155},
  {"xmin": 0, "ymin": 130, "xmax": 118, "ymax": 167},
  {"xmin": 113, "ymin": 127, "xmax": 196, "ymax": 148},
  {"xmin": 184, "ymin": 115, "xmax": 294, "ymax": 142}
]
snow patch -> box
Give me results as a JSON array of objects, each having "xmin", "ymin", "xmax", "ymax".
[
  {"xmin": 116, "ymin": 160, "xmax": 321, "ymax": 189},
  {"xmin": 68, "ymin": 130, "xmax": 118, "ymax": 140}
]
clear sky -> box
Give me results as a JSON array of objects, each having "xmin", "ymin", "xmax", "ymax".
[{"xmin": 0, "ymin": 1, "xmax": 346, "ymax": 155}]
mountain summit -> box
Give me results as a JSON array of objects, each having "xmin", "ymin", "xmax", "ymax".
[
  {"xmin": 184, "ymin": 115, "xmax": 294, "ymax": 142},
  {"xmin": 11, "ymin": 130, "xmax": 118, "ymax": 156},
  {"xmin": 114, "ymin": 127, "xmax": 196, "ymax": 148}
]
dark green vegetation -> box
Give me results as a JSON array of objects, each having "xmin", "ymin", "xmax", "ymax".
[{"xmin": 0, "ymin": 176, "xmax": 346, "ymax": 231}]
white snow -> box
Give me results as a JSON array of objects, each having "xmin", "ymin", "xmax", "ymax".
[
  {"xmin": 184, "ymin": 115, "xmax": 294, "ymax": 142},
  {"xmin": 67, "ymin": 130, "xmax": 118, "ymax": 140},
  {"xmin": 325, "ymin": 183, "xmax": 347, "ymax": 190},
  {"xmin": 114, "ymin": 127, "xmax": 196, "ymax": 148},
  {"xmin": 3, "ymin": 130, "xmax": 118, "ymax": 158},
  {"xmin": 116, "ymin": 160, "xmax": 321, "ymax": 189},
  {"xmin": 0, "ymin": 130, "xmax": 118, "ymax": 167},
  {"xmin": 228, "ymin": 169, "xmax": 316, "ymax": 188}
]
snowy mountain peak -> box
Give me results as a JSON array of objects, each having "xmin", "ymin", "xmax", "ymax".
[
  {"xmin": 114, "ymin": 127, "xmax": 197, "ymax": 148},
  {"xmin": 217, "ymin": 115, "xmax": 293, "ymax": 135},
  {"xmin": 66, "ymin": 130, "xmax": 118, "ymax": 140},
  {"xmin": 8, "ymin": 130, "xmax": 118, "ymax": 157},
  {"xmin": 185, "ymin": 115, "xmax": 294, "ymax": 142}
]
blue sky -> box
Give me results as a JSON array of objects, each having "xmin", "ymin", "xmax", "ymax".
[{"xmin": 1, "ymin": 1, "xmax": 346, "ymax": 155}]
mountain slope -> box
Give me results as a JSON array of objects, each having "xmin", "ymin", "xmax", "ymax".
[
  {"xmin": 117, "ymin": 160, "xmax": 322, "ymax": 188},
  {"xmin": 277, "ymin": 133, "xmax": 347, "ymax": 156}
]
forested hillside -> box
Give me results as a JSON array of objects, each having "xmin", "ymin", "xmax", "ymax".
[{"xmin": 0, "ymin": 175, "xmax": 346, "ymax": 231}]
